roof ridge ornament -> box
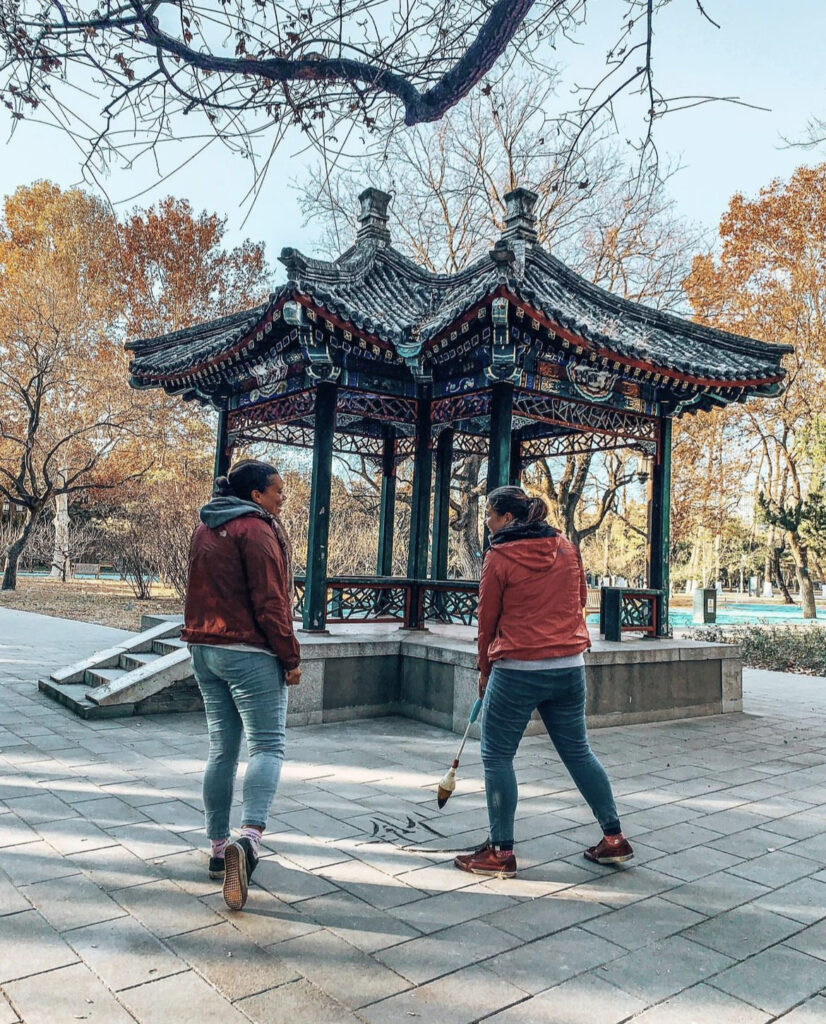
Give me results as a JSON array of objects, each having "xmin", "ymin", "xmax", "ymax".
[
  {"xmin": 502, "ymin": 187, "xmax": 539, "ymax": 244},
  {"xmin": 357, "ymin": 187, "xmax": 392, "ymax": 245},
  {"xmin": 489, "ymin": 239, "xmax": 516, "ymax": 279}
]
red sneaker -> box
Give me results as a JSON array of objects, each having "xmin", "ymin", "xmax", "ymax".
[
  {"xmin": 454, "ymin": 842, "xmax": 517, "ymax": 878},
  {"xmin": 584, "ymin": 837, "xmax": 634, "ymax": 865}
]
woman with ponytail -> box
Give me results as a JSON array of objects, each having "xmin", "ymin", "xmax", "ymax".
[
  {"xmin": 454, "ymin": 486, "xmax": 631, "ymax": 879},
  {"xmin": 182, "ymin": 459, "xmax": 301, "ymax": 910}
]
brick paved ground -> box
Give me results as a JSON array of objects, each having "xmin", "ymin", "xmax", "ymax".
[{"xmin": 1, "ymin": 608, "xmax": 826, "ymax": 1023}]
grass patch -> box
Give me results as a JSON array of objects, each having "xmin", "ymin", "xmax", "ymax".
[
  {"xmin": 688, "ymin": 623, "xmax": 826, "ymax": 675},
  {"xmin": 0, "ymin": 577, "xmax": 181, "ymax": 632}
]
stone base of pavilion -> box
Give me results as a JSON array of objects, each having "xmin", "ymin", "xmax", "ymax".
[{"xmin": 290, "ymin": 623, "xmax": 742, "ymax": 735}]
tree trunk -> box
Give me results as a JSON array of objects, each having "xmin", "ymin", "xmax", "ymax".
[
  {"xmin": 2, "ymin": 508, "xmax": 42, "ymax": 591},
  {"xmin": 451, "ymin": 455, "xmax": 483, "ymax": 578},
  {"xmin": 50, "ymin": 488, "xmax": 70, "ymax": 581},
  {"xmin": 787, "ymin": 530, "xmax": 817, "ymax": 619},
  {"xmin": 772, "ymin": 547, "xmax": 794, "ymax": 604}
]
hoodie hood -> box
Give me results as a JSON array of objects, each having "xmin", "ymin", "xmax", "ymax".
[
  {"xmin": 488, "ymin": 522, "xmax": 560, "ymax": 573},
  {"xmin": 199, "ymin": 496, "xmax": 267, "ymax": 529}
]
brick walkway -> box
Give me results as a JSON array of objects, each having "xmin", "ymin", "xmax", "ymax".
[{"xmin": 1, "ymin": 608, "xmax": 825, "ymax": 1023}]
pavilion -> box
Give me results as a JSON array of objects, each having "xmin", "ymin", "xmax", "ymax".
[{"xmin": 127, "ymin": 187, "xmax": 788, "ymax": 642}]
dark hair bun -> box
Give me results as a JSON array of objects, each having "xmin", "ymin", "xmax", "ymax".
[{"xmin": 213, "ymin": 475, "xmax": 233, "ymax": 497}]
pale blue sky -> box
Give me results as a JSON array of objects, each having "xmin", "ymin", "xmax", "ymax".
[{"xmin": 1, "ymin": 0, "xmax": 823, "ymax": 267}]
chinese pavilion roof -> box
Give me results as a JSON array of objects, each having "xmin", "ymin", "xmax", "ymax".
[{"xmin": 126, "ymin": 187, "xmax": 790, "ymax": 413}]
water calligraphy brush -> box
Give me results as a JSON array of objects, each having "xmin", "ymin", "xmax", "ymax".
[{"xmin": 437, "ymin": 697, "xmax": 483, "ymax": 809}]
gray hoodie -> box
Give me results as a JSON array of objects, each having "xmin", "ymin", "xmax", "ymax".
[{"xmin": 199, "ymin": 496, "xmax": 266, "ymax": 529}]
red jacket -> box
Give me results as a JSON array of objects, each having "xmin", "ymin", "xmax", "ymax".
[
  {"xmin": 477, "ymin": 528, "xmax": 590, "ymax": 676},
  {"xmin": 182, "ymin": 511, "xmax": 301, "ymax": 670}
]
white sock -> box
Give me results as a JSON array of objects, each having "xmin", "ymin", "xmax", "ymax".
[{"xmin": 210, "ymin": 838, "xmax": 228, "ymax": 859}]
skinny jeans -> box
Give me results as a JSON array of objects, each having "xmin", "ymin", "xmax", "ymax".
[
  {"xmin": 481, "ymin": 664, "xmax": 621, "ymax": 845},
  {"xmin": 190, "ymin": 644, "xmax": 287, "ymax": 839}
]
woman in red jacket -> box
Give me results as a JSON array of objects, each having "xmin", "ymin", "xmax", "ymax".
[
  {"xmin": 454, "ymin": 486, "xmax": 632, "ymax": 879},
  {"xmin": 183, "ymin": 459, "xmax": 301, "ymax": 910}
]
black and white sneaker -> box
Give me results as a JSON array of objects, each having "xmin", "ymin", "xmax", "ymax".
[
  {"xmin": 222, "ymin": 837, "xmax": 258, "ymax": 910},
  {"xmin": 208, "ymin": 856, "xmax": 225, "ymax": 881}
]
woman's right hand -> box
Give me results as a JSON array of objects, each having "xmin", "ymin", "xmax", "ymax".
[{"xmin": 285, "ymin": 666, "xmax": 302, "ymax": 686}]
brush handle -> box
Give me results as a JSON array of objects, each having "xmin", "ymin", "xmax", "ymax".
[{"xmin": 453, "ymin": 697, "xmax": 483, "ymax": 762}]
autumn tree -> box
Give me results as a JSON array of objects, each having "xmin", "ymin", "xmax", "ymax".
[
  {"xmin": 684, "ymin": 163, "xmax": 826, "ymax": 618},
  {"xmin": 0, "ymin": 1, "xmax": 738, "ymax": 189},
  {"xmin": 0, "ymin": 185, "xmax": 272, "ymax": 590},
  {"xmin": 300, "ymin": 75, "xmax": 698, "ymax": 573},
  {"xmin": 0, "ymin": 183, "xmax": 148, "ymax": 589}
]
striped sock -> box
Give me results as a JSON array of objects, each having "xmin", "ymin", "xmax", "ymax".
[
  {"xmin": 210, "ymin": 838, "xmax": 229, "ymax": 859},
  {"xmin": 239, "ymin": 826, "xmax": 262, "ymax": 854}
]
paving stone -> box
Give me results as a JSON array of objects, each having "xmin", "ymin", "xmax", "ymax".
[
  {"xmin": 660, "ymin": 871, "xmax": 771, "ymax": 916},
  {"xmin": 487, "ymin": 926, "xmax": 626, "ymax": 994},
  {"xmin": 484, "ymin": 973, "xmax": 646, "ymax": 1023},
  {"xmin": 72, "ymin": 795, "xmax": 150, "ymax": 827},
  {"xmin": 298, "ymin": 888, "xmax": 421, "ymax": 953},
  {"xmin": 0, "ymin": 812, "xmax": 38, "ymax": 848},
  {"xmin": 118, "ymin": 969, "xmax": 249, "ymax": 1023},
  {"xmin": 34, "ymin": 817, "xmax": 119, "ymax": 857},
  {"xmin": 627, "ymin": 982, "xmax": 771, "ymax": 1023},
  {"xmin": 24, "ymin": 872, "xmax": 126, "ymax": 932},
  {"xmin": 727, "ymin": 849, "xmax": 821, "ymax": 888},
  {"xmin": 0, "ymin": 866, "xmax": 30, "ymax": 916},
  {"xmin": 104, "ymin": 821, "xmax": 193, "ymax": 861},
  {"xmin": 376, "ymin": 918, "xmax": 519, "ymax": 985},
  {"xmin": 65, "ymin": 914, "xmax": 187, "ymax": 990},
  {"xmin": 203, "ymin": 891, "xmax": 320, "ymax": 945},
  {"xmin": 315, "ymin": 854, "xmax": 424, "ymax": 910},
  {"xmin": 785, "ymin": 918, "xmax": 826, "ymax": 961},
  {"xmin": 710, "ymin": 944, "xmax": 826, "ymax": 1015},
  {"xmin": 361, "ymin": 964, "xmax": 528, "ymax": 1024},
  {"xmin": 751, "ymin": 875, "xmax": 826, "ymax": 924},
  {"xmin": 566, "ymin": 864, "xmax": 680, "ymax": 908},
  {"xmin": 237, "ymin": 978, "xmax": 362, "ymax": 1023},
  {"xmin": 0, "ymin": 909, "xmax": 79, "ymax": 983},
  {"xmin": 774, "ymin": 996, "xmax": 826, "ymax": 1021},
  {"xmin": 250, "ymin": 853, "xmax": 342, "ymax": 903},
  {"xmin": 67, "ymin": 843, "xmax": 163, "ymax": 891},
  {"xmin": 482, "ymin": 891, "xmax": 612, "ymax": 941},
  {"xmin": 580, "ymin": 894, "xmax": 706, "ymax": 950},
  {"xmin": 2, "ymin": 793, "xmax": 78, "ymax": 826},
  {"xmin": 706, "ymin": 827, "xmax": 797, "ymax": 858},
  {"xmin": 110, "ymin": 876, "xmax": 221, "ymax": 938},
  {"xmin": 596, "ymin": 935, "xmax": 735, "ymax": 1003},
  {"xmin": 275, "ymin": 928, "xmax": 412, "ymax": 1008},
  {"xmin": 2, "ymin": 962, "xmax": 136, "ymax": 1024},
  {"xmin": 680, "ymin": 904, "xmax": 803, "ymax": 959},
  {"xmin": 167, "ymin": 922, "xmax": 300, "ymax": 999}
]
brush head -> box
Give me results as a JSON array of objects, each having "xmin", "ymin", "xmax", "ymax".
[
  {"xmin": 436, "ymin": 765, "xmax": 457, "ymax": 809},
  {"xmin": 436, "ymin": 785, "xmax": 453, "ymax": 809}
]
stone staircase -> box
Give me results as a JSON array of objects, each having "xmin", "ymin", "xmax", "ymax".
[{"xmin": 39, "ymin": 615, "xmax": 202, "ymax": 719}]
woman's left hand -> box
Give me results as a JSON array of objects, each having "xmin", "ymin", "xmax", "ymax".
[{"xmin": 478, "ymin": 673, "xmax": 489, "ymax": 698}]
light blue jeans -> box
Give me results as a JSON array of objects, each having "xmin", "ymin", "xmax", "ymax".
[
  {"xmin": 481, "ymin": 664, "xmax": 621, "ymax": 846},
  {"xmin": 190, "ymin": 645, "xmax": 288, "ymax": 839}
]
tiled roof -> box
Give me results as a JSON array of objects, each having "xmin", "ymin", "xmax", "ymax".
[{"xmin": 128, "ymin": 234, "xmax": 789, "ymax": 387}]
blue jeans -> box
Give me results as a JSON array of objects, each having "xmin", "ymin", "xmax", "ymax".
[
  {"xmin": 481, "ymin": 664, "xmax": 621, "ymax": 846},
  {"xmin": 190, "ymin": 645, "xmax": 288, "ymax": 839}
]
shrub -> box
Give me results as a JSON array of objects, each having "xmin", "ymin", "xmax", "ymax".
[{"xmin": 688, "ymin": 623, "xmax": 826, "ymax": 675}]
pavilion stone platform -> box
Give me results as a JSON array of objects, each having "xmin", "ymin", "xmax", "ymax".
[{"xmin": 290, "ymin": 623, "xmax": 743, "ymax": 734}]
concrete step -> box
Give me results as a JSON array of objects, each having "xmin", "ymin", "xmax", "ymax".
[
  {"xmin": 153, "ymin": 637, "xmax": 186, "ymax": 655},
  {"xmin": 84, "ymin": 666, "xmax": 126, "ymax": 688},
  {"xmin": 119, "ymin": 651, "xmax": 164, "ymax": 672},
  {"xmin": 87, "ymin": 646, "xmax": 194, "ymax": 708},
  {"xmin": 38, "ymin": 678, "xmax": 134, "ymax": 719},
  {"xmin": 50, "ymin": 619, "xmax": 185, "ymax": 685}
]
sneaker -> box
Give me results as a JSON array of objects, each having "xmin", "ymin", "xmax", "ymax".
[
  {"xmin": 584, "ymin": 836, "xmax": 634, "ymax": 865},
  {"xmin": 454, "ymin": 842, "xmax": 517, "ymax": 878},
  {"xmin": 222, "ymin": 837, "xmax": 258, "ymax": 910},
  {"xmin": 208, "ymin": 856, "xmax": 225, "ymax": 881}
]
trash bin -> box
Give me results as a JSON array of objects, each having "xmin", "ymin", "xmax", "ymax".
[{"xmin": 692, "ymin": 587, "xmax": 717, "ymax": 625}]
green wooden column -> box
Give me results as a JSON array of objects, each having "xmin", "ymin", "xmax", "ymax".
[
  {"xmin": 407, "ymin": 390, "xmax": 433, "ymax": 581},
  {"xmin": 486, "ymin": 381, "xmax": 514, "ymax": 493},
  {"xmin": 213, "ymin": 407, "xmax": 231, "ymax": 479},
  {"xmin": 509, "ymin": 434, "xmax": 523, "ymax": 487},
  {"xmin": 376, "ymin": 433, "xmax": 397, "ymax": 577},
  {"xmin": 303, "ymin": 380, "xmax": 337, "ymax": 632},
  {"xmin": 648, "ymin": 416, "xmax": 673, "ymax": 637},
  {"xmin": 431, "ymin": 427, "xmax": 454, "ymax": 580}
]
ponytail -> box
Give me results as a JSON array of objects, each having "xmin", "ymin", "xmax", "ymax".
[
  {"xmin": 487, "ymin": 486, "xmax": 549, "ymax": 524},
  {"xmin": 213, "ymin": 460, "xmax": 279, "ymax": 501}
]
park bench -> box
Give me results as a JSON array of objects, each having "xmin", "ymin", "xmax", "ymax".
[{"xmin": 71, "ymin": 562, "xmax": 101, "ymax": 579}]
